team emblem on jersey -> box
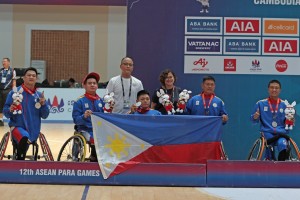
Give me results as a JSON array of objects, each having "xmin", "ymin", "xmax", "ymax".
[{"xmin": 213, "ymin": 103, "xmax": 217, "ymax": 107}]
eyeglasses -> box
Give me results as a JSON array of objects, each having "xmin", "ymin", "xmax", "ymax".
[
  {"xmin": 269, "ymin": 86, "xmax": 280, "ymax": 90},
  {"xmin": 122, "ymin": 63, "xmax": 133, "ymax": 66}
]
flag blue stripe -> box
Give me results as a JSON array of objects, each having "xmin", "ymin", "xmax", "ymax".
[{"xmin": 93, "ymin": 113, "xmax": 223, "ymax": 145}]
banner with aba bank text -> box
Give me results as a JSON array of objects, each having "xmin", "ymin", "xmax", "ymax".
[{"xmin": 91, "ymin": 113, "xmax": 223, "ymax": 179}]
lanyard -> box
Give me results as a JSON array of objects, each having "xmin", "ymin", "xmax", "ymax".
[
  {"xmin": 164, "ymin": 87, "xmax": 175, "ymax": 103},
  {"xmin": 201, "ymin": 93, "xmax": 214, "ymax": 109},
  {"xmin": 120, "ymin": 76, "xmax": 132, "ymax": 99},
  {"xmin": 268, "ymin": 98, "xmax": 280, "ymax": 118},
  {"xmin": 268, "ymin": 98, "xmax": 280, "ymax": 113}
]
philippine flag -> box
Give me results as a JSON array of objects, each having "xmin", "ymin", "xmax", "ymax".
[{"xmin": 91, "ymin": 113, "xmax": 223, "ymax": 179}]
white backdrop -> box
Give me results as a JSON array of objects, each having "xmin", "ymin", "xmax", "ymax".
[{"xmin": 40, "ymin": 88, "xmax": 106, "ymax": 122}]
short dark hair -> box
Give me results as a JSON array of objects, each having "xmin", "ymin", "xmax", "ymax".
[
  {"xmin": 120, "ymin": 56, "xmax": 134, "ymax": 64},
  {"xmin": 159, "ymin": 69, "xmax": 177, "ymax": 86},
  {"xmin": 137, "ymin": 90, "xmax": 150, "ymax": 99},
  {"xmin": 202, "ymin": 75, "xmax": 215, "ymax": 83},
  {"xmin": 24, "ymin": 67, "xmax": 38, "ymax": 76},
  {"xmin": 69, "ymin": 78, "xmax": 75, "ymax": 83},
  {"xmin": 2, "ymin": 57, "xmax": 10, "ymax": 62},
  {"xmin": 268, "ymin": 79, "xmax": 281, "ymax": 88}
]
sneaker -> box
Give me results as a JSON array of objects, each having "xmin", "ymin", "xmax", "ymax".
[{"xmin": 0, "ymin": 120, "xmax": 4, "ymax": 126}]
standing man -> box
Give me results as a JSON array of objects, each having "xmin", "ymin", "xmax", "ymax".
[
  {"xmin": 106, "ymin": 57, "xmax": 143, "ymax": 114},
  {"xmin": 3, "ymin": 67, "xmax": 49, "ymax": 160},
  {"xmin": 0, "ymin": 58, "xmax": 16, "ymax": 126},
  {"xmin": 250, "ymin": 80, "xmax": 290, "ymax": 161},
  {"xmin": 72, "ymin": 72, "xmax": 105, "ymax": 162},
  {"xmin": 186, "ymin": 75, "xmax": 228, "ymax": 123}
]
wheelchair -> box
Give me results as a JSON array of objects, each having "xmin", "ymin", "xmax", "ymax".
[
  {"xmin": 247, "ymin": 133, "xmax": 300, "ymax": 161},
  {"xmin": 57, "ymin": 128, "xmax": 95, "ymax": 162},
  {"xmin": 0, "ymin": 131, "xmax": 54, "ymax": 161}
]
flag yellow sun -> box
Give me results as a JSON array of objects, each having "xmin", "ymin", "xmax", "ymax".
[{"xmin": 105, "ymin": 133, "xmax": 131, "ymax": 159}]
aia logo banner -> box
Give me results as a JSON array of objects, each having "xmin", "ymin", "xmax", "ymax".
[
  {"xmin": 263, "ymin": 38, "xmax": 298, "ymax": 55},
  {"xmin": 47, "ymin": 95, "xmax": 65, "ymax": 113},
  {"xmin": 224, "ymin": 59, "xmax": 236, "ymax": 72},
  {"xmin": 225, "ymin": 18, "xmax": 261, "ymax": 35}
]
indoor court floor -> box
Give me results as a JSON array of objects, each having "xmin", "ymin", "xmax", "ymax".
[{"xmin": 1, "ymin": 123, "xmax": 300, "ymax": 200}]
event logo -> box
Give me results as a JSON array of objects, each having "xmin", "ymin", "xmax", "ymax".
[
  {"xmin": 225, "ymin": 18, "xmax": 260, "ymax": 34},
  {"xmin": 192, "ymin": 58, "xmax": 209, "ymax": 71},
  {"xmin": 196, "ymin": 0, "xmax": 210, "ymax": 13},
  {"xmin": 47, "ymin": 95, "xmax": 65, "ymax": 113},
  {"xmin": 275, "ymin": 60, "xmax": 288, "ymax": 72},
  {"xmin": 224, "ymin": 59, "xmax": 236, "ymax": 71},
  {"xmin": 264, "ymin": 39, "xmax": 298, "ymax": 54},
  {"xmin": 250, "ymin": 59, "xmax": 262, "ymax": 72}
]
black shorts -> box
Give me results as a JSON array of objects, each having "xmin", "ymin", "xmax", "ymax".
[{"xmin": 0, "ymin": 89, "xmax": 10, "ymax": 113}]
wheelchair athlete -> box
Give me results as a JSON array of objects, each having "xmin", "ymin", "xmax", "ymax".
[
  {"xmin": 72, "ymin": 72, "xmax": 107, "ymax": 162},
  {"xmin": 250, "ymin": 80, "xmax": 293, "ymax": 161},
  {"xmin": 3, "ymin": 67, "xmax": 49, "ymax": 160}
]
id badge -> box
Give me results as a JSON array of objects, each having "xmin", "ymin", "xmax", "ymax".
[
  {"xmin": 1, "ymin": 77, "xmax": 6, "ymax": 83},
  {"xmin": 123, "ymin": 100, "xmax": 130, "ymax": 109}
]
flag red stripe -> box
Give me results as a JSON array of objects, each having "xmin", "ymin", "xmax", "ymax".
[{"xmin": 110, "ymin": 142, "xmax": 221, "ymax": 177}]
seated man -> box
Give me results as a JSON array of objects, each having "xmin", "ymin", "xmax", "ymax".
[
  {"xmin": 129, "ymin": 90, "xmax": 162, "ymax": 115},
  {"xmin": 72, "ymin": 72, "xmax": 105, "ymax": 162},
  {"xmin": 250, "ymin": 80, "xmax": 291, "ymax": 161},
  {"xmin": 3, "ymin": 67, "xmax": 49, "ymax": 160}
]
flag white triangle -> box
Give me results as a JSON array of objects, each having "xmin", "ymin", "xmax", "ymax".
[{"xmin": 91, "ymin": 114, "xmax": 152, "ymax": 179}]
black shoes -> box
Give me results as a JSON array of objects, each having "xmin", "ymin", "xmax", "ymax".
[{"xmin": 0, "ymin": 120, "xmax": 4, "ymax": 126}]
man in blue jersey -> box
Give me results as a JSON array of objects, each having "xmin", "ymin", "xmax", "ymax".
[
  {"xmin": 0, "ymin": 58, "xmax": 16, "ymax": 126},
  {"xmin": 129, "ymin": 90, "xmax": 161, "ymax": 115},
  {"xmin": 4, "ymin": 67, "xmax": 49, "ymax": 160},
  {"xmin": 251, "ymin": 79, "xmax": 290, "ymax": 161},
  {"xmin": 186, "ymin": 75, "xmax": 228, "ymax": 123},
  {"xmin": 72, "ymin": 72, "xmax": 105, "ymax": 162}
]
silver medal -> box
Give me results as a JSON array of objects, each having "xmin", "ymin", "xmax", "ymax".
[
  {"xmin": 35, "ymin": 102, "xmax": 41, "ymax": 109},
  {"xmin": 272, "ymin": 121, "xmax": 277, "ymax": 128}
]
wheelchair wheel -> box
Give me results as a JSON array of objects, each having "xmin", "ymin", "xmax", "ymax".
[
  {"xmin": 0, "ymin": 132, "xmax": 10, "ymax": 160},
  {"xmin": 247, "ymin": 137, "xmax": 266, "ymax": 160},
  {"xmin": 39, "ymin": 133, "xmax": 54, "ymax": 161},
  {"xmin": 288, "ymin": 138, "xmax": 300, "ymax": 161},
  {"xmin": 57, "ymin": 134, "xmax": 87, "ymax": 162},
  {"xmin": 220, "ymin": 141, "xmax": 228, "ymax": 160}
]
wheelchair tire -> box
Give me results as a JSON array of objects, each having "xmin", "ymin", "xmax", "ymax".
[
  {"xmin": 220, "ymin": 141, "xmax": 228, "ymax": 160},
  {"xmin": 0, "ymin": 132, "xmax": 10, "ymax": 160},
  {"xmin": 288, "ymin": 138, "xmax": 300, "ymax": 161},
  {"xmin": 39, "ymin": 133, "xmax": 54, "ymax": 161},
  {"xmin": 247, "ymin": 137, "xmax": 266, "ymax": 160},
  {"xmin": 57, "ymin": 134, "xmax": 87, "ymax": 162}
]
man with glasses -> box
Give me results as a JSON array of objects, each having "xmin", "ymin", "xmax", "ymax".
[
  {"xmin": 106, "ymin": 57, "xmax": 143, "ymax": 114},
  {"xmin": 251, "ymin": 79, "xmax": 290, "ymax": 161}
]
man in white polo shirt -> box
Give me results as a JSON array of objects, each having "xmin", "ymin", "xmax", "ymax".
[{"xmin": 106, "ymin": 57, "xmax": 143, "ymax": 114}]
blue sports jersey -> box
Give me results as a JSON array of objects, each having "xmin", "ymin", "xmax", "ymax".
[
  {"xmin": 250, "ymin": 98, "xmax": 287, "ymax": 135},
  {"xmin": 72, "ymin": 95, "xmax": 104, "ymax": 133},
  {"xmin": 186, "ymin": 94, "xmax": 228, "ymax": 117},
  {"xmin": 3, "ymin": 86, "xmax": 50, "ymax": 142},
  {"xmin": 133, "ymin": 109, "xmax": 162, "ymax": 115}
]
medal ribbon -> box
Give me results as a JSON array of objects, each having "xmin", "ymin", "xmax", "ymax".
[
  {"xmin": 201, "ymin": 93, "xmax": 214, "ymax": 115},
  {"xmin": 268, "ymin": 98, "xmax": 280, "ymax": 116}
]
